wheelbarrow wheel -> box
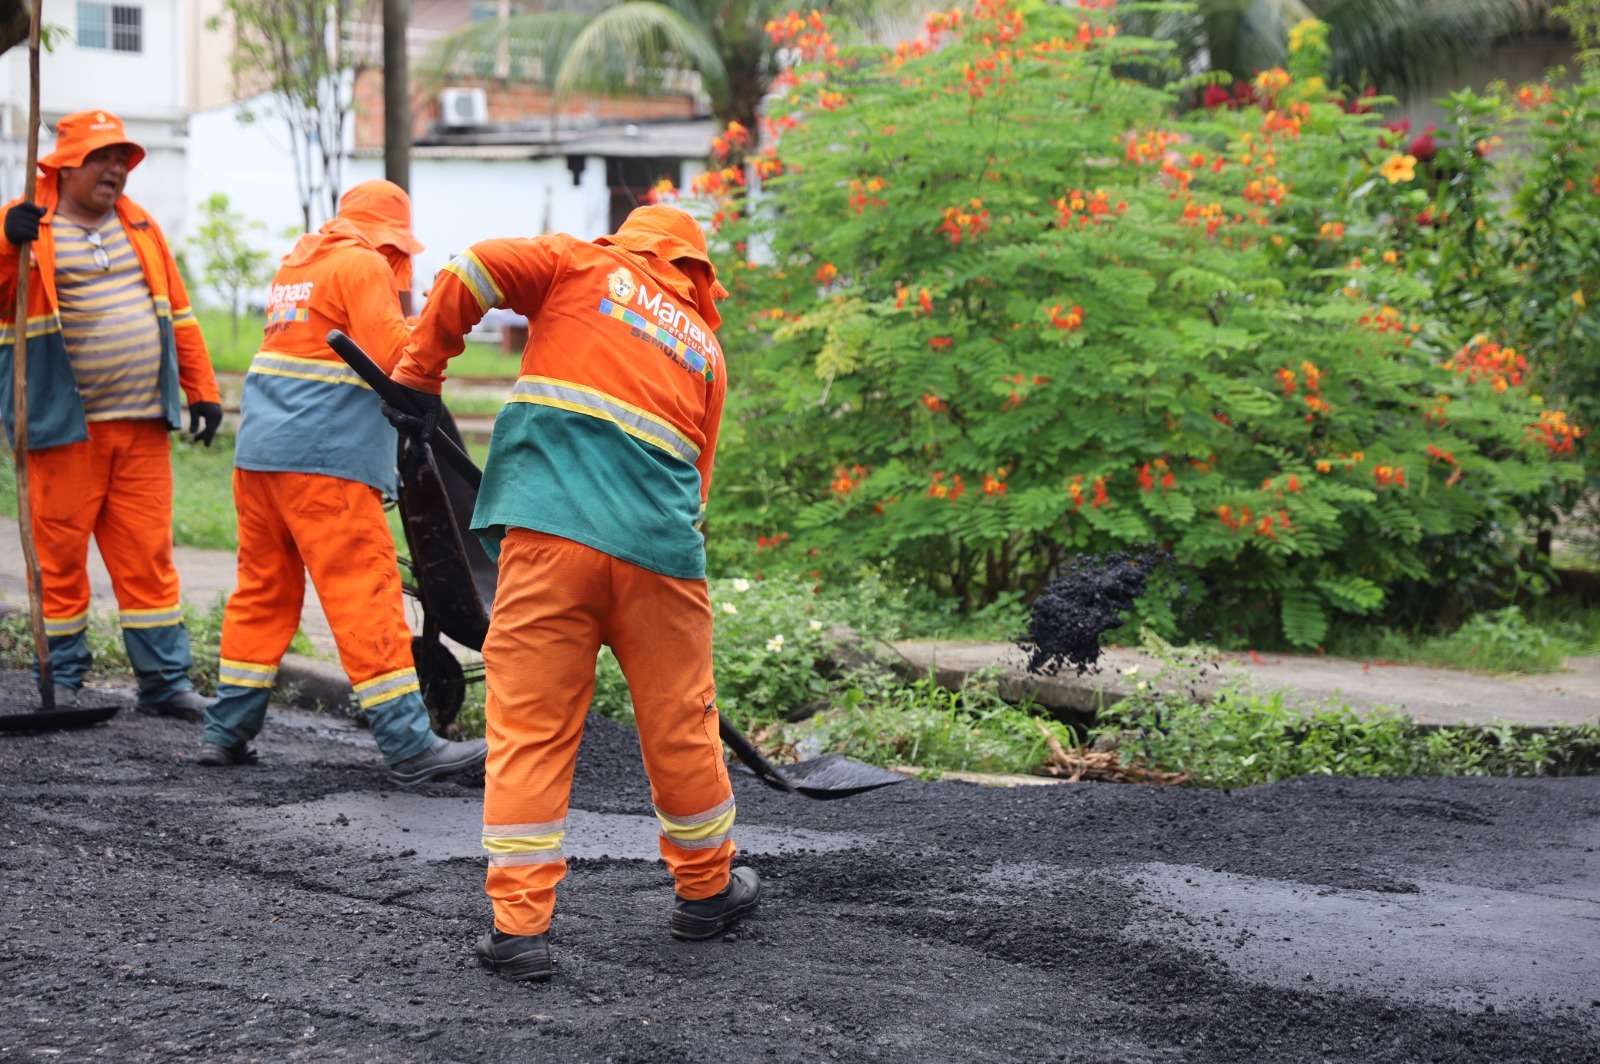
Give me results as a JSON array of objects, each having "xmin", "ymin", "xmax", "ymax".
[{"xmin": 412, "ymin": 634, "xmax": 465, "ymax": 734}]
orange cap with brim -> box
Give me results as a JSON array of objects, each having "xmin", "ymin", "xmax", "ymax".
[
  {"xmin": 39, "ymin": 110, "xmax": 145, "ymax": 173},
  {"xmin": 337, "ymin": 179, "xmax": 425, "ymax": 255},
  {"xmin": 597, "ymin": 205, "xmax": 729, "ymax": 302}
]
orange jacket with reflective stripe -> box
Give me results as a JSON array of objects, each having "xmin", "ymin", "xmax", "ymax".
[
  {"xmin": 395, "ymin": 234, "xmax": 727, "ymax": 578},
  {"xmin": 0, "ymin": 173, "xmax": 217, "ymax": 451}
]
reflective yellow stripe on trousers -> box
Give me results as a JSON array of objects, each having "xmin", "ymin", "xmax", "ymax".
[
  {"xmin": 482, "ymin": 818, "xmax": 566, "ymax": 866},
  {"xmin": 655, "ymin": 795, "xmax": 735, "ymax": 850}
]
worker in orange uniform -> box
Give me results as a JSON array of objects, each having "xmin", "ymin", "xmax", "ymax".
[
  {"xmin": 382, "ymin": 205, "xmax": 757, "ymax": 981},
  {"xmin": 200, "ymin": 180, "xmax": 488, "ymax": 787},
  {"xmin": 0, "ymin": 110, "xmax": 222, "ymax": 718}
]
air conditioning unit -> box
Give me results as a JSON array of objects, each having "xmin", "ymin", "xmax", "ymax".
[{"xmin": 438, "ymin": 87, "xmax": 490, "ymax": 129}]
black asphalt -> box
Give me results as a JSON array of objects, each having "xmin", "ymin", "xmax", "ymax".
[{"xmin": 1, "ymin": 671, "xmax": 1596, "ymax": 1062}]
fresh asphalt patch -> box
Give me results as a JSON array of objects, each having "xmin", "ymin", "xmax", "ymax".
[{"xmin": 1, "ymin": 668, "xmax": 1596, "ymax": 1062}]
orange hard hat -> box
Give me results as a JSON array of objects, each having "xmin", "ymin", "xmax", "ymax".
[
  {"xmin": 39, "ymin": 110, "xmax": 145, "ymax": 173},
  {"xmin": 337, "ymin": 179, "xmax": 425, "ymax": 255}
]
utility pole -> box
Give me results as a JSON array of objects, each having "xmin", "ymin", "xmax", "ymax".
[{"xmin": 382, "ymin": 0, "xmax": 409, "ymax": 193}]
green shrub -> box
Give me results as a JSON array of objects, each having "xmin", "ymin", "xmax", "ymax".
[
  {"xmin": 685, "ymin": 7, "xmax": 1580, "ymax": 650},
  {"xmin": 587, "ymin": 573, "xmax": 915, "ymax": 729},
  {"xmin": 1326, "ymin": 605, "xmax": 1577, "ymax": 674}
]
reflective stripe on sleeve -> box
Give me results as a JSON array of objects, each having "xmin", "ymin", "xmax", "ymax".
[
  {"xmin": 443, "ymin": 250, "xmax": 504, "ymax": 313},
  {"xmin": 219, "ymin": 659, "xmax": 279, "ymax": 689},
  {"xmin": 352, "ymin": 667, "xmax": 421, "ymax": 709},
  {"xmin": 247, "ymin": 351, "xmax": 373, "ymax": 389},
  {"xmin": 120, "ymin": 605, "xmax": 184, "ymax": 629},
  {"xmin": 655, "ymin": 795, "xmax": 735, "ymax": 850},
  {"xmin": 44, "ymin": 611, "xmax": 89, "ymax": 637},
  {"xmin": 483, "ymin": 818, "xmax": 566, "ymax": 866},
  {"xmin": 172, "ymin": 306, "xmax": 199, "ymax": 328},
  {"xmin": 508, "ymin": 376, "xmax": 700, "ymax": 464}
]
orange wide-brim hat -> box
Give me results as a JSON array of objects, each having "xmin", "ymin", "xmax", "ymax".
[
  {"xmin": 598, "ymin": 205, "xmax": 729, "ymax": 301},
  {"xmin": 39, "ymin": 110, "xmax": 145, "ymax": 173},
  {"xmin": 337, "ymin": 179, "xmax": 425, "ymax": 255}
]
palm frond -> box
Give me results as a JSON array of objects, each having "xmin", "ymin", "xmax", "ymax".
[
  {"xmin": 419, "ymin": 7, "xmax": 603, "ymax": 88},
  {"xmin": 552, "ymin": 2, "xmax": 730, "ymax": 105}
]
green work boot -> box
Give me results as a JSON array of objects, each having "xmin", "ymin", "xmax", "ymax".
[
  {"xmin": 670, "ymin": 866, "xmax": 761, "ymax": 940},
  {"xmin": 475, "ymin": 929, "xmax": 553, "ymax": 982}
]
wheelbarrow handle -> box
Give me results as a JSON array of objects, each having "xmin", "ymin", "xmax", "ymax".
[{"xmin": 325, "ymin": 329, "xmax": 483, "ymax": 490}]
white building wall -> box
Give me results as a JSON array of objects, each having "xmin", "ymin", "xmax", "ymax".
[
  {"xmin": 186, "ymin": 97, "xmax": 615, "ymax": 308},
  {"xmin": 0, "ymin": 0, "xmax": 190, "ymax": 238}
]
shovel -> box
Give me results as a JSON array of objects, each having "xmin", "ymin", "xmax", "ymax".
[
  {"xmin": 326, "ymin": 329, "xmax": 902, "ymax": 800},
  {"xmin": 1, "ymin": 0, "xmax": 117, "ymax": 735}
]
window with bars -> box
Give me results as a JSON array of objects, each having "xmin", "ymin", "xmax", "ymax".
[{"xmin": 77, "ymin": 2, "xmax": 142, "ymax": 53}]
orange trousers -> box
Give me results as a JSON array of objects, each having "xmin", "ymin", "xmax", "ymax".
[
  {"xmin": 206, "ymin": 469, "xmax": 432, "ymax": 763},
  {"xmin": 26, "ymin": 418, "xmax": 193, "ymax": 699},
  {"xmin": 482, "ymin": 529, "xmax": 735, "ymax": 936}
]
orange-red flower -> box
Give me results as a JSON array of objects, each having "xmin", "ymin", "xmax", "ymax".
[
  {"xmin": 1049, "ymin": 303, "xmax": 1084, "ymax": 331},
  {"xmin": 816, "ymin": 262, "xmax": 839, "ymax": 284}
]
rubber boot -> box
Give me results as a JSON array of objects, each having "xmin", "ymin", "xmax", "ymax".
[
  {"xmin": 51, "ymin": 684, "xmax": 79, "ymax": 710},
  {"xmin": 670, "ymin": 866, "xmax": 761, "ymax": 940},
  {"xmin": 475, "ymin": 930, "xmax": 553, "ymax": 982}
]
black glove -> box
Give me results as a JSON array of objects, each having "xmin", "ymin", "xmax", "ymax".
[
  {"xmin": 188, "ymin": 402, "xmax": 223, "ymax": 446},
  {"xmin": 380, "ymin": 385, "xmax": 442, "ymax": 442},
  {"xmin": 4, "ymin": 202, "xmax": 43, "ymax": 246}
]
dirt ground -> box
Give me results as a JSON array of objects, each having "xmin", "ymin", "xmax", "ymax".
[{"xmin": 1, "ymin": 669, "xmax": 1597, "ymax": 1063}]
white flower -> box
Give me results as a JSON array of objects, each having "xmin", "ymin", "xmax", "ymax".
[
  {"xmin": 808, "ymin": 620, "xmax": 824, "ymax": 631},
  {"xmin": 1135, "ymin": 681, "xmax": 1149, "ymax": 691},
  {"xmin": 1121, "ymin": 665, "xmax": 1140, "ymax": 677},
  {"xmin": 732, "ymin": 578, "xmax": 752, "ymax": 592},
  {"xmin": 721, "ymin": 602, "xmax": 739, "ymax": 615},
  {"xmin": 766, "ymin": 634, "xmax": 786, "ymax": 652}
]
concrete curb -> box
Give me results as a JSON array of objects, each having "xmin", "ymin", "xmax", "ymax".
[{"xmin": 274, "ymin": 653, "xmax": 357, "ymax": 717}]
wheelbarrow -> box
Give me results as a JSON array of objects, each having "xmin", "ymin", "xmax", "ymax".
[{"xmin": 327, "ymin": 330, "xmax": 901, "ymax": 801}]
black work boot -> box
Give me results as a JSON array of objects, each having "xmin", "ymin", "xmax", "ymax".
[
  {"xmin": 475, "ymin": 929, "xmax": 552, "ymax": 982},
  {"xmin": 197, "ymin": 740, "xmax": 258, "ymax": 766},
  {"xmin": 50, "ymin": 684, "xmax": 79, "ymax": 710},
  {"xmin": 670, "ymin": 866, "xmax": 761, "ymax": 940},
  {"xmin": 137, "ymin": 688, "xmax": 210, "ymax": 722},
  {"xmin": 387, "ymin": 736, "xmax": 488, "ymax": 788}
]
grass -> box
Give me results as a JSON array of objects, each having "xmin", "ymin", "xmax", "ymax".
[
  {"xmin": 1324, "ymin": 602, "xmax": 1600, "ymax": 675},
  {"xmin": 0, "ymin": 598, "xmax": 317, "ymax": 692},
  {"xmin": 198, "ymin": 309, "xmax": 523, "ymax": 380}
]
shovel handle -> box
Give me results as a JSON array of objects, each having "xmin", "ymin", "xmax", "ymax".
[
  {"xmin": 718, "ymin": 716, "xmax": 798, "ymax": 795},
  {"xmin": 325, "ymin": 329, "xmax": 482, "ymax": 490}
]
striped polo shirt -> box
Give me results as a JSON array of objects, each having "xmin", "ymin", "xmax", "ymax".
[{"xmin": 54, "ymin": 215, "xmax": 165, "ymax": 421}]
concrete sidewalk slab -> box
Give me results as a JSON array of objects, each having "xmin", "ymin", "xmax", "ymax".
[{"xmin": 892, "ymin": 639, "xmax": 1600, "ymax": 728}]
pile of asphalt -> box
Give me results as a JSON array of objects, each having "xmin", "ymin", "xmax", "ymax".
[{"xmin": 1, "ymin": 668, "xmax": 1595, "ymax": 1062}]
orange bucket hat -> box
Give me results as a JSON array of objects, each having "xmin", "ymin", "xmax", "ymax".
[
  {"xmin": 39, "ymin": 110, "xmax": 145, "ymax": 173},
  {"xmin": 598, "ymin": 205, "xmax": 729, "ymax": 296},
  {"xmin": 336, "ymin": 179, "xmax": 425, "ymax": 255}
]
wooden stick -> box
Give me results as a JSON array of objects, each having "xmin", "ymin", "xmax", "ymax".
[{"xmin": 12, "ymin": 0, "xmax": 51, "ymax": 710}]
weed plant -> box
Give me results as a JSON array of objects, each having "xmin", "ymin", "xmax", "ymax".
[
  {"xmin": 1098, "ymin": 665, "xmax": 1600, "ymax": 787},
  {"xmin": 789, "ymin": 668, "xmax": 1065, "ymax": 776},
  {"xmin": 0, "ymin": 597, "xmax": 312, "ymax": 695}
]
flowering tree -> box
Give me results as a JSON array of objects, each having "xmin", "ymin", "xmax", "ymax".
[{"xmin": 684, "ymin": 5, "xmax": 1582, "ymax": 647}]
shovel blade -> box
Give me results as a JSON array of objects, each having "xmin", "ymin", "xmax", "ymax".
[
  {"xmin": 0, "ymin": 705, "xmax": 119, "ymax": 734},
  {"xmin": 776, "ymin": 754, "xmax": 905, "ymax": 800}
]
